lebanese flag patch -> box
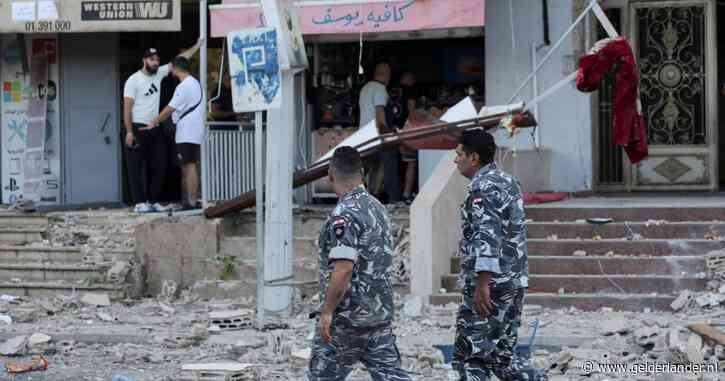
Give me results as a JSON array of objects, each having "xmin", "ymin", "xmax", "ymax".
[{"xmin": 333, "ymin": 218, "xmax": 346, "ymax": 238}]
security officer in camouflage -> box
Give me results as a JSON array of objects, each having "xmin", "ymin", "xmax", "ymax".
[
  {"xmin": 452, "ymin": 129, "xmax": 539, "ymax": 381},
  {"xmin": 308, "ymin": 146, "xmax": 412, "ymax": 381}
]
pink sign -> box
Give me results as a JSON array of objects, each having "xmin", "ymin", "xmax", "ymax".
[{"xmin": 211, "ymin": 0, "xmax": 484, "ymax": 38}]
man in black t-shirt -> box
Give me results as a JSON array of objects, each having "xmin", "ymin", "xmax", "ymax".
[{"xmin": 387, "ymin": 72, "xmax": 419, "ymax": 204}]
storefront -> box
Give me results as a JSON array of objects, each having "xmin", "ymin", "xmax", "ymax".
[
  {"xmin": 209, "ymin": 0, "xmax": 485, "ymax": 200},
  {"xmin": 0, "ymin": 0, "xmax": 182, "ymax": 206}
]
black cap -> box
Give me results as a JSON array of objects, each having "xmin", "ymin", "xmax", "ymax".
[{"xmin": 143, "ymin": 48, "xmax": 160, "ymax": 59}]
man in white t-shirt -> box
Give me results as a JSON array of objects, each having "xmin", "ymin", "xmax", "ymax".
[
  {"xmin": 122, "ymin": 39, "xmax": 202, "ymax": 213},
  {"xmin": 358, "ymin": 62, "xmax": 401, "ymax": 203},
  {"xmin": 146, "ymin": 57, "xmax": 205, "ymax": 210}
]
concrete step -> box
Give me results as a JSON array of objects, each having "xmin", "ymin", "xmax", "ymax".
[
  {"xmin": 441, "ymin": 274, "xmax": 706, "ymax": 294},
  {"xmin": 0, "ymin": 228, "xmax": 45, "ymax": 245},
  {"xmin": 221, "ymin": 210, "xmax": 409, "ymax": 238},
  {"xmin": 0, "ymin": 246, "xmax": 134, "ymax": 264},
  {"xmin": 429, "ymin": 292, "xmax": 675, "ymax": 311},
  {"xmin": 528, "ymin": 238, "xmax": 725, "ymax": 256},
  {"xmin": 220, "ymin": 236, "xmax": 317, "ymax": 259},
  {"xmin": 450, "ymin": 256, "xmax": 706, "ymax": 275},
  {"xmin": 526, "ymin": 222, "xmax": 725, "ymax": 240},
  {"xmin": 0, "ymin": 213, "xmax": 48, "ymax": 228},
  {"xmin": 0, "ymin": 263, "xmax": 107, "ymax": 283},
  {"xmin": 525, "ymin": 207, "xmax": 725, "ymax": 222},
  {"xmin": 0, "ymin": 281, "xmax": 126, "ymax": 300}
]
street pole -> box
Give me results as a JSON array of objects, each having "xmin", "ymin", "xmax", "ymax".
[
  {"xmin": 263, "ymin": 70, "xmax": 295, "ymax": 316},
  {"xmin": 255, "ymin": 111, "xmax": 265, "ymax": 329}
]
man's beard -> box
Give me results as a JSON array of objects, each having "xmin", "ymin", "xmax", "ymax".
[{"xmin": 144, "ymin": 64, "xmax": 158, "ymax": 74}]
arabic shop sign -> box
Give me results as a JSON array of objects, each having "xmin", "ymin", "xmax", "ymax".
[
  {"xmin": 210, "ymin": 0, "xmax": 485, "ymax": 38},
  {"xmin": 310, "ymin": 0, "xmax": 415, "ymax": 29},
  {"xmin": 0, "ymin": 0, "xmax": 181, "ymax": 33}
]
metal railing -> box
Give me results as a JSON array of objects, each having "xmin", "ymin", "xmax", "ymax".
[{"xmin": 201, "ymin": 121, "xmax": 265, "ymax": 204}]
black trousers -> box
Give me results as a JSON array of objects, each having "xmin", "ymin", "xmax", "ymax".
[
  {"xmin": 379, "ymin": 149, "xmax": 402, "ymax": 203},
  {"xmin": 125, "ymin": 123, "xmax": 168, "ymax": 204}
]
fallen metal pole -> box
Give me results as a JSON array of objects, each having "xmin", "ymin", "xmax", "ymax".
[{"xmin": 205, "ymin": 111, "xmax": 536, "ymax": 218}]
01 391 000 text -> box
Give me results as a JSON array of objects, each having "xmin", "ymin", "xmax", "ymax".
[{"xmin": 25, "ymin": 20, "xmax": 72, "ymax": 33}]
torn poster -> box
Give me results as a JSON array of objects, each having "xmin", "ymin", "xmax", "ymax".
[{"xmin": 227, "ymin": 28, "xmax": 281, "ymax": 112}]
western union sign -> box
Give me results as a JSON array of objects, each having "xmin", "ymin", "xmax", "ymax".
[{"xmin": 81, "ymin": 1, "xmax": 173, "ymax": 21}]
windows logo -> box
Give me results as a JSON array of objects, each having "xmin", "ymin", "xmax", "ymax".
[{"xmin": 3, "ymin": 82, "xmax": 22, "ymax": 104}]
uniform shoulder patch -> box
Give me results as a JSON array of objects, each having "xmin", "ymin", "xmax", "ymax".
[
  {"xmin": 469, "ymin": 191, "xmax": 488, "ymax": 212},
  {"xmin": 332, "ymin": 217, "xmax": 347, "ymax": 239}
]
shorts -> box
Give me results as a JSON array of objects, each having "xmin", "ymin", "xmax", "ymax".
[
  {"xmin": 400, "ymin": 147, "xmax": 417, "ymax": 162},
  {"xmin": 177, "ymin": 143, "xmax": 200, "ymax": 165}
]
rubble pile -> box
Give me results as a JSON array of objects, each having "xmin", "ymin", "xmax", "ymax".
[
  {"xmin": 0, "ymin": 285, "xmax": 724, "ymax": 380},
  {"xmin": 391, "ymin": 223, "xmax": 411, "ymax": 285},
  {"xmin": 40, "ymin": 213, "xmax": 138, "ymax": 250}
]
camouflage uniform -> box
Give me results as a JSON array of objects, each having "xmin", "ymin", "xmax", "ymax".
[
  {"xmin": 308, "ymin": 185, "xmax": 411, "ymax": 381},
  {"xmin": 453, "ymin": 163, "xmax": 541, "ymax": 381}
]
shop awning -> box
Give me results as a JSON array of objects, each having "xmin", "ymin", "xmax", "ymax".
[{"xmin": 210, "ymin": 0, "xmax": 484, "ymax": 38}]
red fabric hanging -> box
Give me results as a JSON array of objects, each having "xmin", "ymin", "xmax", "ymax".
[{"xmin": 576, "ymin": 37, "xmax": 648, "ymax": 164}]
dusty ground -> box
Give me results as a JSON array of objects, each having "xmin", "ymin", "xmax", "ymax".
[{"xmin": 0, "ymin": 290, "xmax": 723, "ymax": 381}]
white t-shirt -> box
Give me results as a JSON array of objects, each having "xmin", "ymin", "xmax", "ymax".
[
  {"xmin": 123, "ymin": 64, "xmax": 170, "ymax": 125},
  {"xmin": 358, "ymin": 81, "xmax": 388, "ymax": 128},
  {"xmin": 169, "ymin": 76, "xmax": 205, "ymax": 145}
]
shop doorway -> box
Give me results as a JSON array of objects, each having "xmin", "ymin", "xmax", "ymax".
[
  {"xmin": 60, "ymin": 34, "xmax": 121, "ymax": 204},
  {"xmin": 118, "ymin": 1, "xmax": 203, "ymax": 204}
]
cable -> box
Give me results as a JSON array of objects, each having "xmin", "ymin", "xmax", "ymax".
[{"xmin": 207, "ymin": 39, "xmax": 226, "ymax": 115}]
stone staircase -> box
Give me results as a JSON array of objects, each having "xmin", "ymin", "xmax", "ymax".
[
  {"xmin": 0, "ymin": 212, "xmax": 136, "ymax": 299},
  {"xmin": 431, "ymin": 206, "xmax": 725, "ymax": 311},
  {"xmin": 217, "ymin": 206, "xmax": 411, "ymax": 291}
]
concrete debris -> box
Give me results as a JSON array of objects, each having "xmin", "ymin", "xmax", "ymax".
[
  {"xmin": 686, "ymin": 333, "xmax": 704, "ymax": 363},
  {"xmin": 634, "ymin": 326, "xmax": 661, "ymax": 347},
  {"xmin": 158, "ymin": 302, "xmax": 176, "ymax": 315},
  {"xmin": 159, "ymin": 279, "xmax": 178, "ymax": 302},
  {"xmin": 82, "ymin": 249, "xmax": 105, "ymax": 266},
  {"xmin": 695, "ymin": 293, "xmax": 725, "ymax": 308},
  {"xmin": 27, "ymin": 333, "xmax": 52, "ymax": 347},
  {"xmin": 182, "ymin": 363, "xmax": 259, "ymax": 381},
  {"xmin": 600, "ymin": 318, "xmax": 629, "ymax": 336},
  {"xmin": 81, "ymin": 293, "xmax": 111, "ymax": 307},
  {"xmin": 402, "ymin": 296, "xmax": 423, "ymax": 319},
  {"xmin": 209, "ymin": 309, "xmax": 253, "ymax": 331},
  {"xmin": 392, "ymin": 225, "xmax": 410, "ymax": 284},
  {"xmin": 291, "ymin": 348, "xmax": 312, "ymax": 362},
  {"xmin": 0, "ymin": 314, "xmax": 12, "ymax": 324},
  {"xmin": 418, "ymin": 350, "xmax": 445, "ymax": 367},
  {"xmin": 0, "ymin": 335, "xmax": 28, "ymax": 356},
  {"xmin": 11, "ymin": 306, "xmax": 42, "ymax": 323},
  {"xmin": 96, "ymin": 312, "xmax": 114, "ymax": 322},
  {"xmin": 549, "ymin": 351, "xmax": 573, "ymax": 374},
  {"xmin": 670, "ymin": 290, "xmax": 691, "ymax": 311},
  {"xmin": 706, "ymin": 250, "xmax": 725, "ymax": 274},
  {"xmin": 107, "ymin": 261, "xmax": 131, "ymax": 284},
  {"xmin": 0, "ymin": 294, "xmax": 20, "ymax": 302}
]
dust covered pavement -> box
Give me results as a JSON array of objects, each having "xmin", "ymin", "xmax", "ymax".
[{"xmin": 0, "ymin": 286, "xmax": 724, "ymax": 380}]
